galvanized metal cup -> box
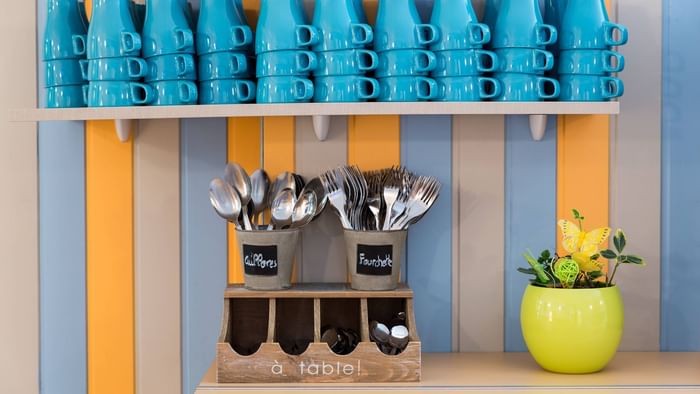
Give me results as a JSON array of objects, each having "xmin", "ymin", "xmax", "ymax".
[
  {"xmin": 343, "ymin": 229, "xmax": 407, "ymax": 291},
  {"xmin": 235, "ymin": 228, "xmax": 300, "ymax": 290}
]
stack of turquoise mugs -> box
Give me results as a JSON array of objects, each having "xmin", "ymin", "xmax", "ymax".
[
  {"xmin": 43, "ymin": 0, "xmax": 88, "ymax": 108},
  {"xmin": 429, "ymin": 0, "xmax": 501, "ymax": 101},
  {"xmin": 549, "ymin": 0, "xmax": 627, "ymax": 101},
  {"xmin": 255, "ymin": 0, "xmax": 319, "ymax": 103},
  {"xmin": 197, "ymin": 0, "xmax": 256, "ymax": 105},
  {"xmin": 76, "ymin": 0, "xmax": 153, "ymax": 107},
  {"xmin": 487, "ymin": 0, "xmax": 560, "ymax": 101},
  {"xmin": 141, "ymin": 0, "xmax": 198, "ymax": 106},
  {"xmin": 311, "ymin": 0, "xmax": 379, "ymax": 103},
  {"xmin": 374, "ymin": 0, "xmax": 439, "ymax": 102}
]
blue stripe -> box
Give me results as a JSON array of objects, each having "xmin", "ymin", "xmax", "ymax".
[
  {"xmin": 401, "ymin": 115, "xmax": 452, "ymax": 353},
  {"xmin": 39, "ymin": 121, "xmax": 87, "ymax": 394},
  {"xmin": 181, "ymin": 119, "xmax": 228, "ymax": 393},
  {"xmin": 504, "ymin": 115, "xmax": 557, "ymax": 352},
  {"xmin": 661, "ymin": 0, "xmax": 700, "ymax": 351}
]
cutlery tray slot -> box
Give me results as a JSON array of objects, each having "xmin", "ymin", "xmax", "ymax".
[
  {"xmin": 275, "ymin": 298, "xmax": 314, "ymax": 355},
  {"xmin": 219, "ymin": 298, "xmax": 269, "ymax": 356}
]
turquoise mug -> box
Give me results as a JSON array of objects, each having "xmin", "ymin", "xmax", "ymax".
[
  {"xmin": 493, "ymin": 73, "xmax": 560, "ymax": 101},
  {"xmin": 74, "ymin": 31, "xmax": 142, "ymax": 59},
  {"xmin": 142, "ymin": 0, "xmax": 195, "ymax": 58},
  {"xmin": 494, "ymin": 48, "xmax": 553, "ymax": 74},
  {"xmin": 377, "ymin": 76, "xmax": 438, "ymax": 102},
  {"xmin": 129, "ymin": 2, "xmax": 146, "ymax": 32},
  {"xmin": 353, "ymin": 0, "xmax": 368, "ymax": 24},
  {"xmin": 313, "ymin": 76, "xmax": 379, "ymax": 102},
  {"xmin": 314, "ymin": 49, "xmax": 378, "ymax": 76},
  {"xmin": 560, "ymin": 0, "xmax": 628, "ymax": 50},
  {"xmin": 256, "ymin": 51, "xmax": 317, "ymax": 77},
  {"xmin": 44, "ymin": 0, "xmax": 87, "ymax": 60},
  {"xmin": 85, "ymin": 81, "xmax": 154, "ymax": 107},
  {"xmin": 145, "ymin": 54, "xmax": 196, "ymax": 82},
  {"xmin": 80, "ymin": 0, "xmax": 142, "ymax": 59},
  {"xmin": 46, "ymin": 85, "xmax": 86, "ymax": 108},
  {"xmin": 199, "ymin": 52, "xmax": 251, "ymax": 81},
  {"xmin": 150, "ymin": 80, "xmax": 198, "ymax": 105},
  {"xmin": 544, "ymin": 0, "xmax": 567, "ymax": 55},
  {"xmin": 491, "ymin": 0, "xmax": 557, "ymax": 49},
  {"xmin": 197, "ymin": 0, "xmax": 253, "ymax": 55},
  {"xmin": 257, "ymin": 76, "xmax": 314, "ymax": 103},
  {"xmin": 199, "ymin": 79, "xmax": 257, "ymax": 104},
  {"xmin": 80, "ymin": 57, "xmax": 148, "ymax": 81},
  {"xmin": 376, "ymin": 49, "xmax": 437, "ymax": 78},
  {"xmin": 45, "ymin": 59, "xmax": 85, "ymax": 87},
  {"xmin": 374, "ymin": 0, "xmax": 439, "ymax": 52},
  {"xmin": 255, "ymin": 0, "xmax": 320, "ymax": 54},
  {"xmin": 431, "ymin": 49, "xmax": 499, "ymax": 77},
  {"xmin": 559, "ymin": 75, "xmax": 624, "ymax": 101},
  {"xmin": 483, "ymin": 0, "xmax": 500, "ymax": 38},
  {"xmin": 558, "ymin": 49, "xmax": 625, "ymax": 75},
  {"xmin": 434, "ymin": 76, "xmax": 502, "ymax": 101},
  {"xmin": 312, "ymin": 0, "xmax": 373, "ymax": 51},
  {"xmin": 429, "ymin": 0, "xmax": 491, "ymax": 51}
]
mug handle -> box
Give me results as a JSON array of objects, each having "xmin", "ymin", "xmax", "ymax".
[
  {"xmin": 356, "ymin": 77, "xmax": 380, "ymax": 100},
  {"xmin": 603, "ymin": 50, "xmax": 625, "ymax": 73},
  {"xmin": 415, "ymin": 77, "xmax": 438, "ymax": 101},
  {"xmin": 467, "ymin": 23, "xmax": 491, "ymax": 46},
  {"xmin": 532, "ymin": 49, "xmax": 554, "ymax": 72},
  {"xmin": 82, "ymin": 84, "xmax": 89, "ymax": 106},
  {"xmin": 121, "ymin": 31, "xmax": 142, "ymax": 54},
  {"xmin": 71, "ymin": 34, "xmax": 87, "ymax": 56},
  {"xmin": 475, "ymin": 50, "xmax": 499, "ymax": 73},
  {"xmin": 601, "ymin": 77, "xmax": 624, "ymax": 99},
  {"xmin": 604, "ymin": 22, "xmax": 628, "ymax": 46},
  {"xmin": 295, "ymin": 51, "xmax": 318, "ymax": 73},
  {"xmin": 414, "ymin": 50, "xmax": 437, "ymax": 73},
  {"xmin": 174, "ymin": 28, "xmax": 194, "ymax": 51},
  {"xmin": 537, "ymin": 77, "xmax": 560, "ymax": 100},
  {"xmin": 79, "ymin": 59, "xmax": 89, "ymax": 80},
  {"xmin": 130, "ymin": 82, "xmax": 153, "ymax": 105},
  {"xmin": 351, "ymin": 23, "xmax": 373, "ymax": 46},
  {"xmin": 178, "ymin": 81, "xmax": 198, "ymax": 103},
  {"xmin": 357, "ymin": 50, "xmax": 378, "ymax": 71},
  {"xmin": 230, "ymin": 52, "xmax": 248, "ymax": 75},
  {"xmin": 235, "ymin": 80, "xmax": 257, "ymax": 103},
  {"xmin": 175, "ymin": 55, "xmax": 195, "ymax": 76},
  {"xmin": 415, "ymin": 24, "xmax": 439, "ymax": 46},
  {"xmin": 534, "ymin": 24, "xmax": 557, "ymax": 46},
  {"xmin": 296, "ymin": 25, "xmax": 321, "ymax": 47},
  {"xmin": 292, "ymin": 78, "xmax": 314, "ymax": 102},
  {"xmin": 127, "ymin": 57, "xmax": 148, "ymax": 78},
  {"xmin": 231, "ymin": 25, "xmax": 253, "ymax": 48},
  {"xmin": 478, "ymin": 77, "xmax": 501, "ymax": 100}
]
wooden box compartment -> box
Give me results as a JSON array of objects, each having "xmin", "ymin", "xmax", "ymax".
[{"xmin": 217, "ymin": 283, "xmax": 421, "ymax": 383}]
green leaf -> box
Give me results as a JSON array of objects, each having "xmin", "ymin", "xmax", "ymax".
[
  {"xmin": 600, "ymin": 249, "xmax": 618, "ymax": 259},
  {"xmin": 518, "ymin": 267, "xmax": 538, "ymax": 275},
  {"xmin": 625, "ymin": 255, "xmax": 646, "ymax": 266},
  {"xmin": 523, "ymin": 250, "xmax": 551, "ymax": 284},
  {"xmin": 590, "ymin": 253, "xmax": 600, "ymax": 260},
  {"xmin": 588, "ymin": 270, "xmax": 605, "ymax": 280},
  {"xmin": 572, "ymin": 208, "xmax": 581, "ymax": 219},
  {"xmin": 614, "ymin": 229, "xmax": 626, "ymax": 253}
]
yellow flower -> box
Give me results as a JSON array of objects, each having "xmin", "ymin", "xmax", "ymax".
[{"xmin": 572, "ymin": 252, "xmax": 603, "ymax": 273}]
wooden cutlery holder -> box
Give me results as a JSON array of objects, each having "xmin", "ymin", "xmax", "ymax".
[{"xmin": 217, "ymin": 283, "xmax": 421, "ymax": 383}]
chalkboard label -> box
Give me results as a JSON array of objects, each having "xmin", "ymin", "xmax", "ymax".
[
  {"xmin": 356, "ymin": 244, "xmax": 393, "ymax": 276},
  {"xmin": 243, "ymin": 244, "xmax": 278, "ymax": 276}
]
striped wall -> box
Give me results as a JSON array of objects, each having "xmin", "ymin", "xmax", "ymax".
[{"xmin": 1, "ymin": 0, "xmax": 697, "ymax": 394}]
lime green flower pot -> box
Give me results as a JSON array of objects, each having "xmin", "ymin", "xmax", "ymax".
[{"xmin": 520, "ymin": 284, "xmax": 624, "ymax": 374}]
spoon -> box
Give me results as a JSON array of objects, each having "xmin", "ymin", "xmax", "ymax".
[
  {"xmin": 270, "ymin": 188, "xmax": 296, "ymax": 230},
  {"xmin": 225, "ymin": 163, "xmax": 253, "ymax": 231},
  {"xmin": 291, "ymin": 190, "xmax": 317, "ymax": 228},
  {"xmin": 249, "ymin": 169, "xmax": 269, "ymax": 227},
  {"xmin": 268, "ymin": 172, "xmax": 294, "ymax": 207},
  {"xmin": 301, "ymin": 177, "xmax": 327, "ymax": 220},
  {"xmin": 208, "ymin": 178, "xmax": 242, "ymax": 229}
]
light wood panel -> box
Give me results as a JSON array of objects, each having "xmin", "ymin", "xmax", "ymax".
[
  {"xmin": 612, "ymin": 0, "xmax": 662, "ymax": 351},
  {"xmin": 224, "ymin": 283, "xmax": 413, "ymax": 298},
  {"xmin": 134, "ymin": 119, "xmax": 181, "ymax": 394},
  {"xmin": 86, "ymin": 120, "xmax": 134, "ymax": 394},
  {"xmin": 0, "ymin": 0, "xmax": 37, "ymax": 392},
  {"xmin": 295, "ymin": 116, "xmax": 348, "ymax": 282},
  {"xmin": 453, "ymin": 115, "xmax": 505, "ymax": 352}
]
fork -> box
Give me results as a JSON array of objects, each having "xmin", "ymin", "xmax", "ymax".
[
  {"xmin": 323, "ymin": 172, "xmax": 352, "ymax": 229},
  {"xmin": 392, "ymin": 177, "xmax": 440, "ymax": 230},
  {"xmin": 382, "ymin": 185, "xmax": 399, "ymax": 231}
]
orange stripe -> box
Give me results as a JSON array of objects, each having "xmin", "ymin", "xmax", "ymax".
[
  {"xmin": 348, "ymin": 116, "xmax": 401, "ymax": 170},
  {"xmin": 227, "ymin": 118, "xmax": 262, "ymax": 285},
  {"xmin": 242, "ymin": 0, "xmax": 261, "ymax": 29},
  {"xmin": 86, "ymin": 120, "xmax": 134, "ymax": 394}
]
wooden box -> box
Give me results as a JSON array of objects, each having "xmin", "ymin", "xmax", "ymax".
[{"xmin": 216, "ymin": 283, "xmax": 421, "ymax": 383}]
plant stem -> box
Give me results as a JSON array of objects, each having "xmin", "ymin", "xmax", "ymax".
[{"xmin": 607, "ymin": 261, "xmax": 621, "ymax": 286}]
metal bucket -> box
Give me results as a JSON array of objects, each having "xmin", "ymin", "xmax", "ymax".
[
  {"xmin": 235, "ymin": 229, "xmax": 301, "ymax": 290},
  {"xmin": 343, "ymin": 229, "xmax": 407, "ymax": 291}
]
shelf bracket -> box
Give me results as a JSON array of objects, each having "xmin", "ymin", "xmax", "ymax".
[
  {"xmin": 312, "ymin": 115, "xmax": 331, "ymax": 141},
  {"xmin": 529, "ymin": 115, "xmax": 547, "ymax": 141},
  {"xmin": 115, "ymin": 119, "xmax": 136, "ymax": 143}
]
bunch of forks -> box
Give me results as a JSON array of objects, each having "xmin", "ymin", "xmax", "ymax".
[{"xmin": 320, "ymin": 166, "xmax": 441, "ymax": 231}]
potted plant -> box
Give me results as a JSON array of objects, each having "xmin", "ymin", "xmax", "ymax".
[{"xmin": 519, "ymin": 209, "xmax": 645, "ymax": 374}]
